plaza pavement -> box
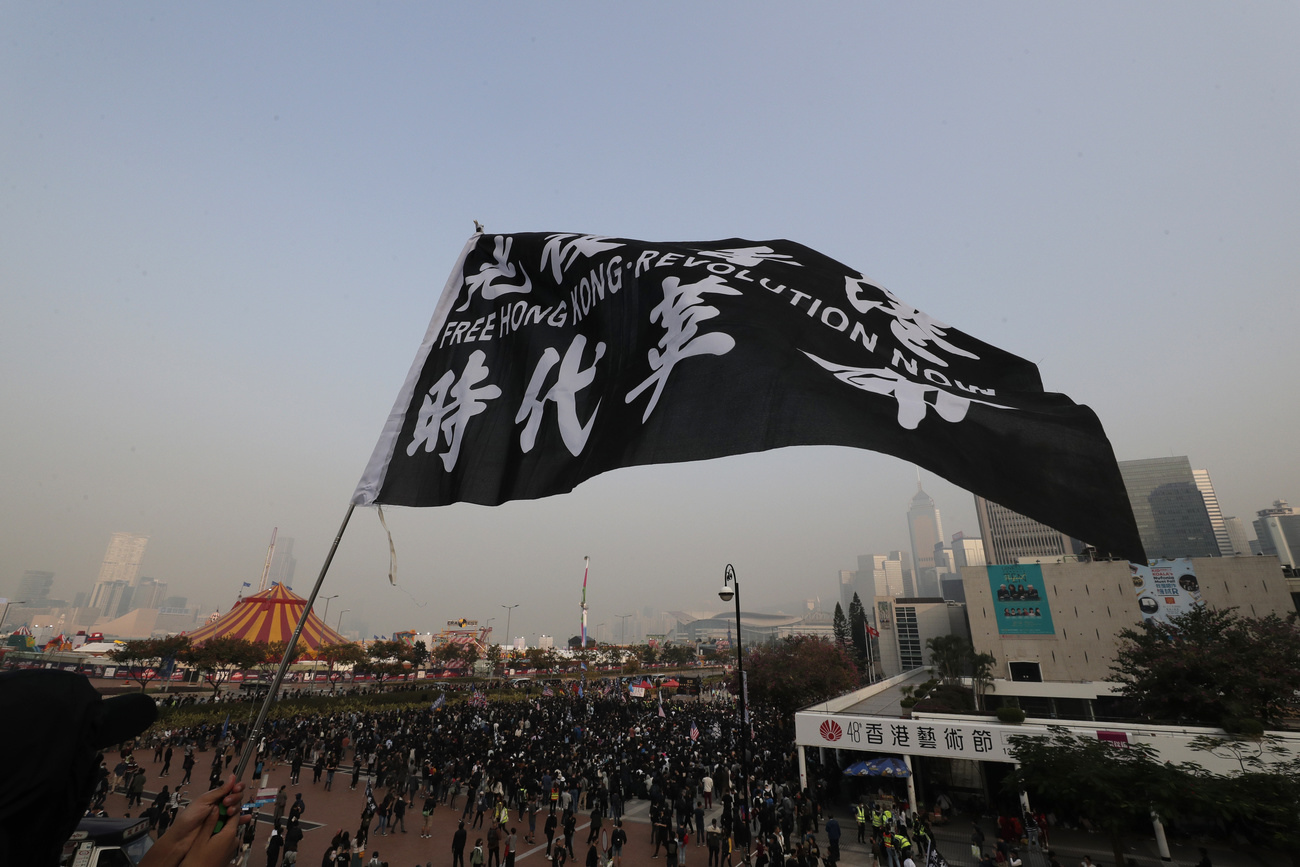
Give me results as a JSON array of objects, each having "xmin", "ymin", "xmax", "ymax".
[{"xmin": 109, "ymin": 748, "xmax": 1285, "ymax": 867}]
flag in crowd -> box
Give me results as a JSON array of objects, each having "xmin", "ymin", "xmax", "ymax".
[
  {"xmin": 542, "ymin": 684, "xmax": 554, "ymax": 697},
  {"xmin": 353, "ymin": 232, "xmax": 1145, "ymax": 563},
  {"xmin": 689, "ymin": 720, "xmax": 700, "ymax": 742},
  {"xmin": 468, "ymin": 690, "xmax": 488, "ymax": 709},
  {"xmin": 430, "ymin": 693, "xmax": 445, "ymax": 711}
]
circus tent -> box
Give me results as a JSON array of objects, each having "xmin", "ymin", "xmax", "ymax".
[{"xmin": 183, "ymin": 584, "xmax": 348, "ymax": 650}]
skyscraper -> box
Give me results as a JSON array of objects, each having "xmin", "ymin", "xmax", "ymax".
[
  {"xmin": 88, "ymin": 532, "xmax": 149, "ymax": 617},
  {"xmin": 16, "ymin": 570, "xmax": 54, "ymax": 602},
  {"xmin": 950, "ymin": 533, "xmax": 986, "ymax": 569},
  {"xmin": 907, "ymin": 481, "xmax": 943, "ymax": 595},
  {"xmin": 132, "ymin": 577, "xmax": 169, "ymax": 610},
  {"xmin": 1253, "ymin": 501, "xmax": 1300, "ymax": 568},
  {"xmin": 1118, "ymin": 458, "xmax": 1219, "ymax": 560},
  {"xmin": 1223, "ymin": 516, "xmax": 1251, "ymax": 557},
  {"xmin": 269, "ymin": 537, "xmax": 297, "ymax": 588},
  {"xmin": 1192, "ymin": 469, "xmax": 1233, "ymax": 557},
  {"xmin": 974, "ymin": 496, "xmax": 1079, "ymax": 565},
  {"xmin": 870, "ymin": 555, "xmax": 906, "ymax": 597}
]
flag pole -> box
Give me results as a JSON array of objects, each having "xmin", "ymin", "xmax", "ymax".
[{"xmin": 233, "ymin": 502, "xmax": 356, "ymax": 781}]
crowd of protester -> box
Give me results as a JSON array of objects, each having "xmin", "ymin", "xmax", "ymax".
[{"xmin": 122, "ymin": 680, "xmax": 930, "ymax": 867}]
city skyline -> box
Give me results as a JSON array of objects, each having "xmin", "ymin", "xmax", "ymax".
[{"xmin": 3, "ymin": 5, "xmax": 1297, "ymax": 639}]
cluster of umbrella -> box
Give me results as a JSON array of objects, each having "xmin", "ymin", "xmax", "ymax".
[{"xmin": 843, "ymin": 757, "xmax": 911, "ymax": 777}]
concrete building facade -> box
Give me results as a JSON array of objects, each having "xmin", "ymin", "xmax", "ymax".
[{"xmin": 962, "ymin": 555, "xmax": 1292, "ymax": 684}]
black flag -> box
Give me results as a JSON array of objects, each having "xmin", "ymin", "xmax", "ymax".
[{"xmin": 354, "ymin": 233, "xmax": 1145, "ymax": 563}]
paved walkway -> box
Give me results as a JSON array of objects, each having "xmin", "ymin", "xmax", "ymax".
[{"xmin": 108, "ymin": 750, "xmax": 1286, "ymax": 867}]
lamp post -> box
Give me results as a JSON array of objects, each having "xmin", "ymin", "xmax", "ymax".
[
  {"xmin": 616, "ymin": 613, "xmax": 633, "ymax": 646},
  {"xmin": 319, "ymin": 594, "xmax": 339, "ymax": 628},
  {"xmin": 501, "ymin": 604, "xmax": 519, "ymax": 652},
  {"xmin": 336, "ymin": 609, "xmax": 350, "ymax": 634},
  {"xmin": 718, "ymin": 564, "xmax": 751, "ymax": 815}
]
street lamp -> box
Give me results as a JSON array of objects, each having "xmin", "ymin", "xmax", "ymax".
[
  {"xmin": 501, "ymin": 604, "xmax": 519, "ymax": 651},
  {"xmin": 616, "ymin": 613, "xmax": 633, "ymax": 645},
  {"xmin": 319, "ymin": 594, "xmax": 339, "ymax": 627},
  {"xmin": 719, "ymin": 564, "xmax": 751, "ymax": 814},
  {"xmin": 336, "ymin": 609, "xmax": 350, "ymax": 634}
]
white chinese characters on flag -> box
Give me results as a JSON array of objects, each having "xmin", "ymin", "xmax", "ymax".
[{"xmin": 354, "ymin": 233, "xmax": 1145, "ymax": 563}]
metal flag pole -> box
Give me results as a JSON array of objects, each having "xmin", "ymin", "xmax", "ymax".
[{"xmin": 233, "ymin": 503, "xmax": 356, "ymax": 781}]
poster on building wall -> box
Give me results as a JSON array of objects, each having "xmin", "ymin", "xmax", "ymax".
[
  {"xmin": 876, "ymin": 600, "xmax": 893, "ymax": 630},
  {"xmin": 1130, "ymin": 558, "xmax": 1203, "ymax": 624},
  {"xmin": 987, "ymin": 564, "xmax": 1055, "ymax": 635}
]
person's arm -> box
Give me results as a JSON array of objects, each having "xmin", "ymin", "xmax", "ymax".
[{"xmin": 138, "ymin": 775, "xmax": 248, "ymax": 867}]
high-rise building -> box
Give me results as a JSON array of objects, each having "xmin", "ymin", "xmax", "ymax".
[
  {"xmin": 1192, "ymin": 469, "xmax": 1233, "ymax": 557},
  {"xmin": 16, "ymin": 570, "xmax": 54, "ymax": 602},
  {"xmin": 269, "ymin": 537, "xmax": 297, "ymax": 588},
  {"xmin": 132, "ymin": 578, "xmax": 169, "ymax": 610},
  {"xmin": 908, "ymin": 482, "xmax": 944, "ymax": 594},
  {"xmin": 974, "ymin": 496, "xmax": 1080, "ymax": 565},
  {"xmin": 870, "ymin": 555, "xmax": 906, "ymax": 597},
  {"xmin": 838, "ymin": 569, "xmax": 857, "ymax": 613},
  {"xmin": 1253, "ymin": 501, "xmax": 1300, "ymax": 568},
  {"xmin": 1223, "ymin": 517, "xmax": 1251, "ymax": 557},
  {"xmin": 950, "ymin": 533, "xmax": 986, "ymax": 569},
  {"xmin": 88, "ymin": 532, "xmax": 149, "ymax": 617},
  {"xmin": 1118, "ymin": 458, "xmax": 1219, "ymax": 559},
  {"xmin": 89, "ymin": 580, "xmax": 131, "ymax": 619}
]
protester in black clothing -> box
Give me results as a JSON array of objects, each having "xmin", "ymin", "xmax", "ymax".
[{"xmin": 453, "ymin": 820, "xmax": 468, "ymax": 867}]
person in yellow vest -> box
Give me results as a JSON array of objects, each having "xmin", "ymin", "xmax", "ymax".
[
  {"xmin": 883, "ymin": 830, "xmax": 897, "ymax": 867},
  {"xmin": 855, "ymin": 803, "xmax": 868, "ymax": 844},
  {"xmin": 892, "ymin": 830, "xmax": 911, "ymax": 867}
]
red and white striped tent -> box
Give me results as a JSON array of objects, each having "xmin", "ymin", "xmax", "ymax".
[{"xmin": 184, "ymin": 584, "xmax": 347, "ymax": 651}]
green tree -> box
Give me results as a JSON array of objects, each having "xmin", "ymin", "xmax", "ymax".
[
  {"xmin": 524, "ymin": 646, "xmax": 551, "ymax": 672},
  {"xmin": 182, "ymin": 636, "xmax": 265, "ymax": 697},
  {"xmin": 970, "ymin": 651, "xmax": 997, "ymax": 711},
  {"xmin": 1008, "ymin": 727, "xmax": 1199, "ymax": 867},
  {"xmin": 459, "ymin": 641, "xmax": 481, "ymax": 667},
  {"xmin": 832, "ymin": 603, "xmax": 850, "ymax": 651},
  {"xmin": 317, "ymin": 641, "xmax": 368, "ymax": 691},
  {"xmin": 108, "ymin": 635, "xmax": 191, "ymax": 692},
  {"xmin": 486, "ymin": 642, "xmax": 504, "ymax": 674},
  {"xmin": 848, "ymin": 593, "xmax": 868, "ymax": 666},
  {"xmin": 1211, "ymin": 758, "xmax": 1300, "ymax": 865},
  {"xmin": 745, "ymin": 635, "xmax": 860, "ymax": 717},
  {"xmin": 409, "ymin": 640, "xmax": 431, "ymax": 670},
  {"xmin": 1110, "ymin": 606, "xmax": 1300, "ymax": 726},
  {"xmin": 662, "ymin": 644, "xmax": 695, "ymax": 667},
  {"xmin": 639, "ymin": 644, "xmax": 659, "ymax": 666},
  {"xmin": 257, "ymin": 639, "xmax": 307, "ymax": 682},
  {"xmin": 365, "ymin": 639, "xmax": 413, "ymax": 685},
  {"xmin": 924, "ymin": 634, "xmax": 966, "ymax": 684}
]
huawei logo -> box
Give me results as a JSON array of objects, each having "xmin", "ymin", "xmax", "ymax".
[{"xmin": 820, "ymin": 720, "xmax": 843, "ymax": 742}]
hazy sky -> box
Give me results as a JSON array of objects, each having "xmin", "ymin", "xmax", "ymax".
[{"xmin": 3, "ymin": 4, "xmax": 1297, "ymax": 643}]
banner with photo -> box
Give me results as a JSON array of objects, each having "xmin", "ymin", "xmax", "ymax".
[
  {"xmin": 988, "ymin": 564, "xmax": 1055, "ymax": 635},
  {"xmin": 1129, "ymin": 558, "xmax": 1203, "ymax": 624}
]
